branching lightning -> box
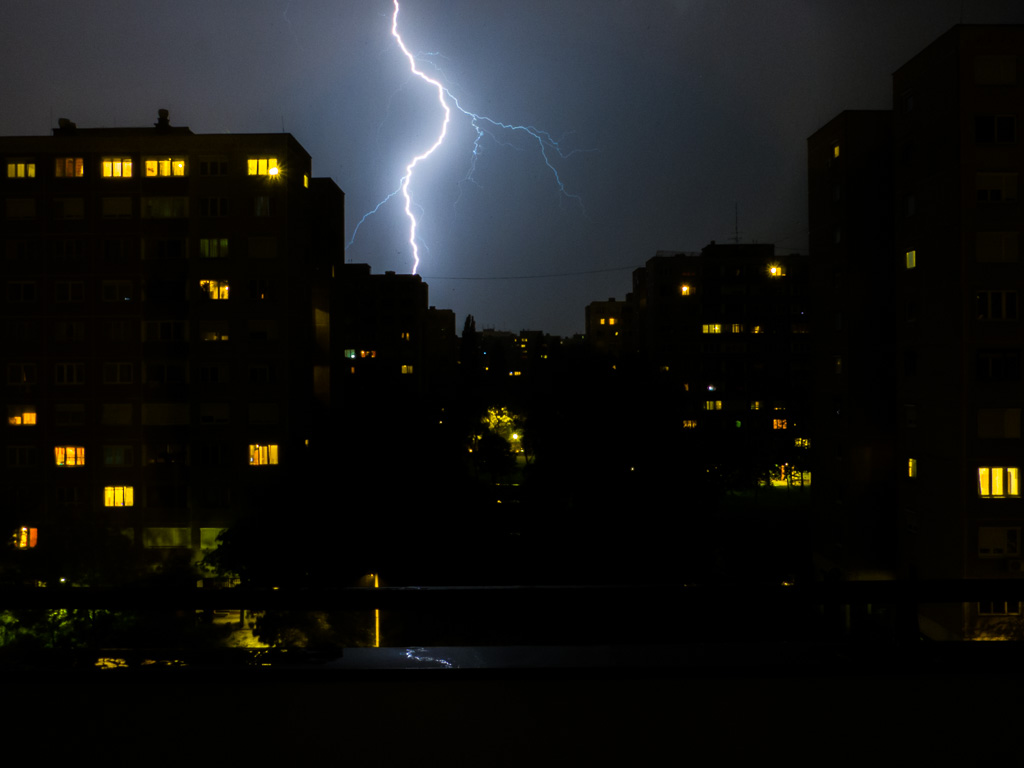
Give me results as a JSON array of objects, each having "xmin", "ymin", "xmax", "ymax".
[{"xmin": 347, "ymin": 0, "xmax": 587, "ymax": 275}]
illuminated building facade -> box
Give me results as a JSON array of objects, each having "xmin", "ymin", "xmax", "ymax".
[
  {"xmin": 1, "ymin": 111, "xmax": 343, "ymax": 569},
  {"xmin": 811, "ymin": 26, "xmax": 1024, "ymax": 638},
  {"xmin": 627, "ymin": 243, "xmax": 813, "ymax": 487}
]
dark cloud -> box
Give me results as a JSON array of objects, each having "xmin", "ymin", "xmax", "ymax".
[{"xmin": 3, "ymin": 0, "xmax": 1023, "ymax": 334}]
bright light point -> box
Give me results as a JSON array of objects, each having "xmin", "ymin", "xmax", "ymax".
[{"xmin": 269, "ymin": 166, "xmax": 279, "ymax": 176}]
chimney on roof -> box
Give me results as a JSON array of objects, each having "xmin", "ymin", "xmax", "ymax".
[
  {"xmin": 155, "ymin": 109, "xmax": 170, "ymax": 129},
  {"xmin": 55, "ymin": 118, "xmax": 77, "ymax": 133}
]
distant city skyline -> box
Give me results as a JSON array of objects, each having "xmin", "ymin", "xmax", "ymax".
[{"xmin": 3, "ymin": 0, "xmax": 1024, "ymax": 335}]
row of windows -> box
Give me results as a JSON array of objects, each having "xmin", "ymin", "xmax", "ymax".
[
  {"xmin": 701, "ymin": 323, "xmax": 808, "ymax": 334},
  {"xmin": 6, "ymin": 156, "xmax": 286, "ymax": 180},
  {"xmin": 7, "ymin": 444, "xmax": 280, "ymax": 469},
  {"xmin": 13, "ymin": 526, "xmax": 230, "ymax": 551},
  {"xmin": 907, "ymin": 463, "xmax": 1022, "ymax": 498},
  {"xmin": 6, "ymin": 197, "xmax": 288, "ymax": 220},
  {"xmin": 4, "ymin": 280, "xmax": 276, "ymax": 308},
  {"xmin": 7, "ymin": 363, "xmax": 280, "ymax": 386}
]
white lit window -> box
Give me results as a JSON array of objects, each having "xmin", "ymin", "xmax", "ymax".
[
  {"xmin": 104, "ymin": 486, "xmax": 134, "ymax": 507},
  {"xmin": 54, "ymin": 446, "xmax": 85, "ymax": 466},
  {"xmin": 249, "ymin": 444, "xmax": 279, "ymax": 466},
  {"xmin": 102, "ymin": 158, "xmax": 133, "ymax": 178},
  {"xmin": 145, "ymin": 158, "xmax": 186, "ymax": 177},
  {"xmin": 248, "ymin": 157, "xmax": 279, "ymax": 176}
]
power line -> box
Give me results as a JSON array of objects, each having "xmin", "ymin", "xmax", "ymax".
[{"xmin": 419, "ymin": 266, "xmax": 634, "ymax": 280}]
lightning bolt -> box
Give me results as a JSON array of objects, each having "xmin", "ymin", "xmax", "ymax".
[{"xmin": 347, "ymin": 0, "xmax": 586, "ymax": 275}]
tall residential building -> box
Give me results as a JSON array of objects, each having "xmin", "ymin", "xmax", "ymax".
[
  {"xmin": 1, "ymin": 111, "xmax": 344, "ymax": 575},
  {"xmin": 811, "ymin": 26, "xmax": 1024, "ymax": 639}
]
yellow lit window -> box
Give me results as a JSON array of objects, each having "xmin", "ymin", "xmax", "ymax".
[
  {"xmin": 55, "ymin": 157, "xmax": 84, "ymax": 177},
  {"xmin": 248, "ymin": 157, "xmax": 279, "ymax": 176},
  {"xmin": 702, "ymin": 324, "xmax": 722, "ymax": 334},
  {"xmin": 15, "ymin": 526, "xmax": 38, "ymax": 549},
  {"xmin": 704, "ymin": 400, "xmax": 722, "ymax": 411},
  {"xmin": 54, "ymin": 445, "xmax": 85, "ymax": 466},
  {"xmin": 359, "ymin": 350, "xmax": 376, "ymax": 359},
  {"xmin": 599, "ymin": 318, "xmax": 606, "ymax": 325},
  {"xmin": 750, "ymin": 401, "xmax": 761, "ymax": 410},
  {"xmin": 768, "ymin": 264, "xmax": 786, "ymax": 277},
  {"xmin": 8, "ymin": 407, "xmax": 36, "ymax": 425},
  {"xmin": 303, "ymin": 174, "xmax": 309, "ymax": 188},
  {"xmin": 905, "ymin": 250, "xmax": 916, "ymax": 269},
  {"xmin": 145, "ymin": 158, "xmax": 186, "ymax": 177},
  {"xmin": 400, "ymin": 332, "xmax": 411, "ymax": 341},
  {"xmin": 979, "ymin": 467, "xmax": 1020, "ymax": 497},
  {"xmin": 402, "ymin": 365, "xmax": 415, "ymax": 375},
  {"xmin": 680, "ymin": 284, "xmax": 691, "ymax": 296},
  {"xmin": 199, "ymin": 280, "xmax": 229, "ymax": 300},
  {"xmin": 773, "ymin": 419, "xmax": 788, "ymax": 430},
  {"xmin": 731, "ymin": 323, "xmax": 744, "ymax": 333},
  {"xmin": 751, "ymin": 325, "xmax": 762, "ymax": 334},
  {"xmin": 833, "ymin": 143, "xmax": 840, "ymax": 159},
  {"xmin": 682, "ymin": 420, "xmax": 697, "ymax": 429},
  {"xmin": 908, "ymin": 458, "xmax": 917, "ymax": 478},
  {"xmin": 102, "ymin": 158, "xmax": 133, "ymax": 178},
  {"xmin": 104, "ymin": 486, "xmax": 134, "ymax": 506},
  {"xmin": 795, "ymin": 437, "xmax": 810, "ymax": 448},
  {"xmin": 249, "ymin": 444, "xmax": 279, "ymax": 466},
  {"xmin": 7, "ymin": 162, "xmax": 35, "ymax": 178},
  {"xmin": 608, "ymin": 317, "xmax": 617, "ymax": 326}
]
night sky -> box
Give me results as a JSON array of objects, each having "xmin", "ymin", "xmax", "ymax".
[{"xmin": 3, "ymin": 0, "xmax": 1024, "ymax": 336}]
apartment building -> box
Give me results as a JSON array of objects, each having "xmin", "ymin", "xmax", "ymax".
[{"xmin": 1, "ymin": 110, "xmax": 344, "ymax": 575}]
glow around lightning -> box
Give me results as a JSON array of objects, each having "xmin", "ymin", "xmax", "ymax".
[{"xmin": 347, "ymin": 0, "xmax": 585, "ymax": 275}]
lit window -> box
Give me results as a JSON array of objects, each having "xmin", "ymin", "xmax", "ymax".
[
  {"xmin": 55, "ymin": 157, "xmax": 84, "ymax": 177},
  {"xmin": 979, "ymin": 467, "xmax": 1020, "ymax": 497},
  {"xmin": 101, "ymin": 158, "xmax": 133, "ymax": 178},
  {"xmin": 683, "ymin": 420, "xmax": 697, "ymax": 429},
  {"xmin": 704, "ymin": 400, "xmax": 722, "ymax": 411},
  {"xmin": 750, "ymin": 401, "xmax": 761, "ymax": 410},
  {"xmin": 199, "ymin": 280, "xmax": 229, "ymax": 300},
  {"xmin": 400, "ymin": 332, "xmax": 411, "ymax": 341},
  {"xmin": 6, "ymin": 162, "xmax": 35, "ymax": 178},
  {"xmin": 248, "ymin": 157, "xmax": 279, "ymax": 176},
  {"xmin": 54, "ymin": 446, "xmax": 85, "ymax": 466},
  {"xmin": 773, "ymin": 419, "xmax": 788, "ymax": 430},
  {"xmin": 8, "ymin": 406, "xmax": 36, "ymax": 425},
  {"xmin": 795, "ymin": 437, "xmax": 810, "ymax": 448},
  {"xmin": 344, "ymin": 349, "xmax": 356, "ymax": 359},
  {"xmin": 599, "ymin": 318, "xmax": 606, "ymax": 325},
  {"xmin": 14, "ymin": 526, "xmax": 38, "ymax": 549},
  {"xmin": 702, "ymin": 324, "xmax": 722, "ymax": 334},
  {"xmin": 909, "ymin": 458, "xmax": 917, "ymax": 478},
  {"xmin": 303, "ymin": 174, "xmax": 309, "ymax": 188},
  {"xmin": 402, "ymin": 365, "xmax": 415, "ymax": 375},
  {"xmin": 768, "ymin": 264, "xmax": 786, "ymax": 277},
  {"xmin": 905, "ymin": 249, "xmax": 916, "ymax": 269},
  {"xmin": 751, "ymin": 325, "xmax": 762, "ymax": 334},
  {"xmin": 104, "ymin": 486, "xmax": 134, "ymax": 507},
  {"xmin": 199, "ymin": 238, "xmax": 229, "ymax": 258},
  {"xmin": 359, "ymin": 350, "xmax": 376, "ymax": 359},
  {"xmin": 249, "ymin": 444, "xmax": 279, "ymax": 466},
  {"xmin": 145, "ymin": 158, "xmax": 186, "ymax": 177},
  {"xmin": 608, "ymin": 318, "xmax": 617, "ymax": 326},
  {"xmin": 832, "ymin": 143, "xmax": 840, "ymax": 159},
  {"xmin": 680, "ymin": 284, "xmax": 691, "ymax": 296},
  {"xmin": 731, "ymin": 324, "xmax": 744, "ymax": 333}
]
